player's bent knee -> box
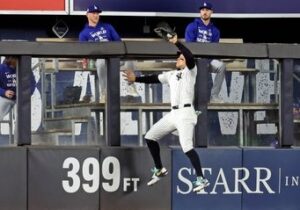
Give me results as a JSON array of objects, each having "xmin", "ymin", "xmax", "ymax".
[
  {"xmin": 144, "ymin": 132, "xmax": 151, "ymax": 140},
  {"xmin": 145, "ymin": 132, "xmax": 158, "ymax": 141},
  {"xmin": 182, "ymin": 145, "xmax": 194, "ymax": 153},
  {"xmin": 183, "ymin": 148, "xmax": 194, "ymax": 154},
  {"xmin": 145, "ymin": 138, "xmax": 155, "ymax": 142}
]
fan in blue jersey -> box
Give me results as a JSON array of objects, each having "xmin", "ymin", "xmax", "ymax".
[
  {"xmin": 79, "ymin": 4, "xmax": 120, "ymax": 42},
  {"xmin": 79, "ymin": 4, "xmax": 139, "ymax": 103},
  {"xmin": 185, "ymin": 2, "xmax": 226, "ymax": 103},
  {"xmin": 0, "ymin": 56, "xmax": 35, "ymax": 120}
]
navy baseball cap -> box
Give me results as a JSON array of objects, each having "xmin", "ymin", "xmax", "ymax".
[
  {"xmin": 87, "ymin": 4, "xmax": 102, "ymax": 13},
  {"xmin": 199, "ymin": 2, "xmax": 213, "ymax": 10}
]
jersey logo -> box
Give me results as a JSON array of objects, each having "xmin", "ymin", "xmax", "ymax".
[{"xmin": 176, "ymin": 72, "xmax": 182, "ymax": 80}]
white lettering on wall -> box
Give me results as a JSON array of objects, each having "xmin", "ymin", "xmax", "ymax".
[{"xmin": 176, "ymin": 167, "xmax": 276, "ymax": 195}]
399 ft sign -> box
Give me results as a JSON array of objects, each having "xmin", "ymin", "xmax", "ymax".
[{"xmin": 62, "ymin": 156, "xmax": 140, "ymax": 193}]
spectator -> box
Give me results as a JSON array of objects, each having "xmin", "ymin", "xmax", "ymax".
[
  {"xmin": 0, "ymin": 56, "xmax": 35, "ymax": 120},
  {"xmin": 185, "ymin": 1, "xmax": 226, "ymax": 103},
  {"xmin": 79, "ymin": 4, "xmax": 139, "ymax": 103}
]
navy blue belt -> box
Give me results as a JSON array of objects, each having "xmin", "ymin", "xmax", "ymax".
[{"xmin": 172, "ymin": 104, "xmax": 191, "ymax": 109}]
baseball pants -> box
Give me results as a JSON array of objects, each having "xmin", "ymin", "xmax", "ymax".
[
  {"xmin": 0, "ymin": 96, "xmax": 15, "ymax": 121},
  {"xmin": 209, "ymin": 59, "xmax": 226, "ymax": 99},
  {"xmin": 145, "ymin": 106, "xmax": 197, "ymax": 153}
]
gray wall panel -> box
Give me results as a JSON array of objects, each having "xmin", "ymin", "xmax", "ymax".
[
  {"xmin": 100, "ymin": 147, "xmax": 172, "ymax": 210},
  {"xmin": 0, "ymin": 148, "xmax": 27, "ymax": 210},
  {"xmin": 28, "ymin": 147, "xmax": 100, "ymax": 210}
]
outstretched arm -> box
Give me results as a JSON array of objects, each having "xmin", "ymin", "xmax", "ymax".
[
  {"xmin": 122, "ymin": 69, "xmax": 160, "ymax": 84},
  {"xmin": 169, "ymin": 35, "xmax": 195, "ymax": 70}
]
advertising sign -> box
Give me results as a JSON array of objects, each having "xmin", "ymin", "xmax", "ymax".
[
  {"xmin": 71, "ymin": 0, "xmax": 300, "ymax": 17},
  {"xmin": 242, "ymin": 148, "xmax": 300, "ymax": 210},
  {"xmin": 172, "ymin": 147, "xmax": 242, "ymax": 210},
  {"xmin": 172, "ymin": 147, "xmax": 300, "ymax": 210},
  {"xmin": 0, "ymin": 0, "xmax": 68, "ymax": 14}
]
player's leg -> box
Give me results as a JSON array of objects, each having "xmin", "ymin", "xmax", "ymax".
[
  {"xmin": 145, "ymin": 113, "xmax": 175, "ymax": 186},
  {"xmin": 186, "ymin": 149, "xmax": 210, "ymax": 192},
  {"xmin": 0, "ymin": 97, "xmax": 15, "ymax": 121},
  {"xmin": 96, "ymin": 59, "xmax": 107, "ymax": 103},
  {"xmin": 176, "ymin": 108, "xmax": 209, "ymax": 192},
  {"xmin": 209, "ymin": 59, "xmax": 226, "ymax": 103}
]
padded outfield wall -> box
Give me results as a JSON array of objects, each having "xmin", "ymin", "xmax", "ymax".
[{"xmin": 1, "ymin": 146, "xmax": 299, "ymax": 210}]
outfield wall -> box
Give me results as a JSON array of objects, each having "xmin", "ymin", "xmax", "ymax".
[{"xmin": 1, "ymin": 146, "xmax": 299, "ymax": 210}]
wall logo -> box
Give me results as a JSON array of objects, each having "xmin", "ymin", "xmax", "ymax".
[{"xmin": 175, "ymin": 167, "xmax": 298, "ymax": 195}]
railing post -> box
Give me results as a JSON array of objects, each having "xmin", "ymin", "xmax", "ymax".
[
  {"xmin": 280, "ymin": 59, "xmax": 294, "ymax": 147},
  {"xmin": 194, "ymin": 59, "xmax": 209, "ymax": 147},
  {"xmin": 106, "ymin": 58, "xmax": 121, "ymax": 146},
  {"xmin": 16, "ymin": 56, "xmax": 32, "ymax": 146}
]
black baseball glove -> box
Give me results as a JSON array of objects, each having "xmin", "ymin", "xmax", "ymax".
[{"xmin": 154, "ymin": 22, "xmax": 177, "ymax": 41}]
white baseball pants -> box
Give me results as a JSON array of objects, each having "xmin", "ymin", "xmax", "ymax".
[
  {"xmin": 145, "ymin": 107, "xmax": 197, "ymax": 153},
  {"xmin": 210, "ymin": 59, "xmax": 226, "ymax": 99},
  {"xmin": 0, "ymin": 96, "xmax": 15, "ymax": 121}
]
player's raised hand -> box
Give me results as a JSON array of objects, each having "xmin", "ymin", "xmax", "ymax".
[
  {"xmin": 169, "ymin": 34, "xmax": 178, "ymax": 44},
  {"xmin": 122, "ymin": 69, "xmax": 136, "ymax": 82}
]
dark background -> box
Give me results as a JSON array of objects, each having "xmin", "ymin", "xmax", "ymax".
[{"xmin": 0, "ymin": 15, "xmax": 299, "ymax": 43}]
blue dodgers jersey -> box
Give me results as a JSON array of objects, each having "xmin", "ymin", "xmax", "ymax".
[
  {"xmin": 79, "ymin": 22, "xmax": 121, "ymax": 42},
  {"xmin": 0, "ymin": 63, "xmax": 16, "ymax": 99},
  {"xmin": 185, "ymin": 18, "xmax": 220, "ymax": 43},
  {"xmin": 0, "ymin": 63, "xmax": 36, "ymax": 100}
]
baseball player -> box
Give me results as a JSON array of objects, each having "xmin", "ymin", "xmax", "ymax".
[
  {"xmin": 185, "ymin": 1, "xmax": 226, "ymax": 103},
  {"xmin": 123, "ymin": 35, "xmax": 209, "ymax": 192},
  {"xmin": 79, "ymin": 4, "xmax": 139, "ymax": 102},
  {"xmin": 0, "ymin": 56, "xmax": 35, "ymax": 120}
]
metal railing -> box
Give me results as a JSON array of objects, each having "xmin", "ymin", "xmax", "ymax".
[{"xmin": 0, "ymin": 41, "xmax": 298, "ymax": 147}]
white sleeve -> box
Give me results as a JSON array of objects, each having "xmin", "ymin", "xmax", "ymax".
[
  {"xmin": 190, "ymin": 66, "xmax": 197, "ymax": 76},
  {"xmin": 158, "ymin": 71, "xmax": 172, "ymax": 84}
]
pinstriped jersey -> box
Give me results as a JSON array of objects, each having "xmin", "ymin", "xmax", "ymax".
[{"xmin": 158, "ymin": 66, "xmax": 197, "ymax": 107}]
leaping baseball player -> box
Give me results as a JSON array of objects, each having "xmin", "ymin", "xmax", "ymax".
[{"xmin": 123, "ymin": 30, "xmax": 209, "ymax": 192}]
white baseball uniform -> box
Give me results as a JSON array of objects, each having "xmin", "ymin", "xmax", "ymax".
[{"xmin": 145, "ymin": 66, "xmax": 198, "ymax": 153}]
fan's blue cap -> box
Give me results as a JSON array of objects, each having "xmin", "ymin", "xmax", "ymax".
[
  {"xmin": 87, "ymin": 4, "xmax": 102, "ymax": 13},
  {"xmin": 199, "ymin": 2, "xmax": 213, "ymax": 10}
]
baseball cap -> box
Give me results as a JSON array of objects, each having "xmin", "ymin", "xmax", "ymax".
[
  {"xmin": 199, "ymin": 2, "xmax": 213, "ymax": 10},
  {"xmin": 87, "ymin": 4, "xmax": 102, "ymax": 13}
]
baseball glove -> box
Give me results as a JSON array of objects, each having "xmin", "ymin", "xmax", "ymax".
[{"xmin": 154, "ymin": 22, "xmax": 177, "ymax": 41}]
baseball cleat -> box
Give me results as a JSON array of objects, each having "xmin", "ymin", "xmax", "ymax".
[
  {"xmin": 147, "ymin": 167, "xmax": 168, "ymax": 186},
  {"xmin": 193, "ymin": 177, "xmax": 210, "ymax": 192}
]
